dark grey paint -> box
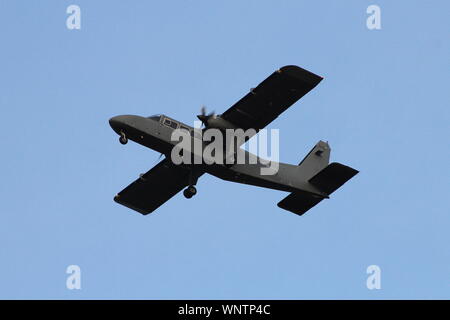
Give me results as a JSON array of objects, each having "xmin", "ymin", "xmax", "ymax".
[{"xmin": 109, "ymin": 66, "xmax": 358, "ymax": 216}]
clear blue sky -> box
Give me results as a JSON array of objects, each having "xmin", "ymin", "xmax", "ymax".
[{"xmin": 0, "ymin": 1, "xmax": 448, "ymax": 299}]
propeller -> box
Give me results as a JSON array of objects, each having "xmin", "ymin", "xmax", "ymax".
[{"xmin": 197, "ymin": 105, "xmax": 215, "ymax": 127}]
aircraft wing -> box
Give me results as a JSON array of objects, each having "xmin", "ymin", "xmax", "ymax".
[
  {"xmin": 221, "ymin": 65, "xmax": 323, "ymax": 131},
  {"xmin": 114, "ymin": 159, "xmax": 198, "ymax": 215}
]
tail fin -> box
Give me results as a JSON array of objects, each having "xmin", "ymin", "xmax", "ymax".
[
  {"xmin": 298, "ymin": 140, "xmax": 330, "ymax": 179},
  {"xmin": 277, "ymin": 141, "xmax": 358, "ymax": 216}
]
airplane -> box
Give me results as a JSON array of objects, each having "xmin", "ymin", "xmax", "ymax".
[{"xmin": 109, "ymin": 65, "xmax": 358, "ymax": 216}]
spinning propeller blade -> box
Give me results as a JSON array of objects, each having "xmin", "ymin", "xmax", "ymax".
[{"xmin": 197, "ymin": 105, "xmax": 214, "ymax": 127}]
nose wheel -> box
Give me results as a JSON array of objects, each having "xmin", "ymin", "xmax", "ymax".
[
  {"xmin": 183, "ymin": 185, "xmax": 197, "ymax": 199},
  {"xmin": 119, "ymin": 132, "xmax": 128, "ymax": 145}
]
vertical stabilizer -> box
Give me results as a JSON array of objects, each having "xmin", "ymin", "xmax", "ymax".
[{"xmin": 298, "ymin": 140, "xmax": 330, "ymax": 179}]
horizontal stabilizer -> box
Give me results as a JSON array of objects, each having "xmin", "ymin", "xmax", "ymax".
[
  {"xmin": 277, "ymin": 191, "xmax": 325, "ymax": 216},
  {"xmin": 309, "ymin": 162, "xmax": 358, "ymax": 195}
]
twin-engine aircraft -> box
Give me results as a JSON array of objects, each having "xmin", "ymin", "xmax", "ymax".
[{"xmin": 109, "ymin": 65, "xmax": 358, "ymax": 216}]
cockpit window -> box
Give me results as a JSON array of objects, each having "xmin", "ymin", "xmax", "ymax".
[
  {"xmin": 147, "ymin": 114, "xmax": 161, "ymax": 121},
  {"xmin": 163, "ymin": 118, "xmax": 178, "ymax": 129}
]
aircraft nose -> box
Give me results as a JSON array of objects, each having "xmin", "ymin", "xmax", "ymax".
[{"xmin": 109, "ymin": 115, "xmax": 129, "ymax": 133}]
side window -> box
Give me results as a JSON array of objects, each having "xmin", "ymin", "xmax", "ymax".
[
  {"xmin": 169, "ymin": 121, "xmax": 178, "ymax": 129},
  {"xmin": 163, "ymin": 118, "xmax": 178, "ymax": 129}
]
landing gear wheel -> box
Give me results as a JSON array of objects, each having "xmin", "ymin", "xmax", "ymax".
[
  {"xmin": 183, "ymin": 185, "xmax": 197, "ymax": 199},
  {"xmin": 187, "ymin": 185, "xmax": 197, "ymax": 196},
  {"xmin": 119, "ymin": 132, "xmax": 128, "ymax": 145}
]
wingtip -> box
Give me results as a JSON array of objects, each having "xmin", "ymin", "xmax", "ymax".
[{"xmin": 278, "ymin": 65, "xmax": 323, "ymax": 84}]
